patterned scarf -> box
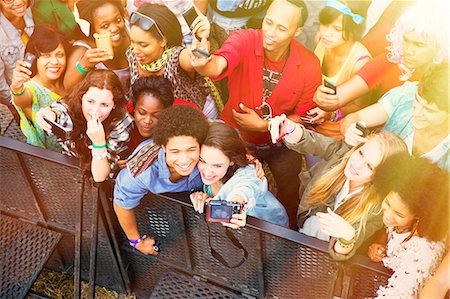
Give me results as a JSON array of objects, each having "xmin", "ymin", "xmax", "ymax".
[
  {"xmin": 127, "ymin": 141, "xmax": 161, "ymax": 177},
  {"xmin": 137, "ymin": 47, "xmax": 174, "ymax": 72}
]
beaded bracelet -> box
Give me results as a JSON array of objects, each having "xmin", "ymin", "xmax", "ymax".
[
  {"xmin": 330, "ymin": 108, "xmax": 343, "ymax": 122},
  {"xmin": 76, "ymin": 61, "xmax": 89, "ymax": 75}
]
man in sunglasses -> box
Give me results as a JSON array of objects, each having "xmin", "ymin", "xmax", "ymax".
[{"xmin": 190, "ymin": 0, "xmax": 321, "ymax": 229}]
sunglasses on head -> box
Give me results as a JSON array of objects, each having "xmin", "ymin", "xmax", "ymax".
[{"xmin": 130, "ymin": 11, "xmax": 164, "ymax": 39}]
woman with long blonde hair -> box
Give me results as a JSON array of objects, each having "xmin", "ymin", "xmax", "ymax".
[{"xmin": 268, "ymin": 114, "xmax": 407, "ymax": 261}]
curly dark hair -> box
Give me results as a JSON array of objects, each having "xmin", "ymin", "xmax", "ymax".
[
  {"xmin": 373, "ymin": 154, "xmax": 449, "ymax": 242},
  {"xmin": 131, "ymin": 75, "xmax": 174, "ymax": 108},
  {"xmin": 25, "ymin": 25, "xmax": 70, "ymax": 77},
  {"xmin": 135, "ymin": 3, "xmax": 183, "ymax": 47},
  {"xmin": 152, "ymin": 105, "xmax": 208, "ymax": 147},
  {"xmin": 203, "ymin": 122, "xmax": 250, "ymax": 183},
  {"xmin": 418, "ymin": 63, "xmax": 449, "ymax": 112},
  {"xmin": 65, "ymin": 69, "xmax": 127, "ymax": 167},
  {"xmin": 76, "ymin": 0, "xmax": 126, "ymax": 38}
]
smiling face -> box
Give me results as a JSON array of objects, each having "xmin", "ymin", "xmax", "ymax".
[
  {"xmin": 262, "ymin": 0, "xmax": 302, "ymax": 56},
  {"xmin": 344, "ymin": 140, "xmax": 382, "ymax": 188},
  {"xmin": 198, "ymin": 145, "xmax": 233, "ymax": 186},
  {"xmin": 36, "ymin": 43, "xmax": 66, "ymax": 81},
  {"xmin": 0, "ymin": 0, "xmax": 28, "ymax": 20},
  {"xmin": 130, "ymin": 25, "xmax": 165, "ymax": 64},
  {"xmin": 163, "ymin": 136, "xmax": 200, "ymax": 178},
  {"xmin": 402, "ymin": 30, "xmax": 437, "ymax": 71},
  {"xmin": 81, "ymin": 87, "xmax": 115, "ymax": 122},
  {"xmin": 92, "ymin": 3, "xmax": 127, "ymax": 49},
  {"xmin": 133, "ymin": 93, "xmax": 165, "ymax": 138},
  {"xmin": 319, "ymin": 15, "xmax": 348, "ymax": 48},
  {"xmin": 412, "ymin": 93, "xmax": 449, "ymax": 130},
  {"xmin": 382, "ymin": 192, "xmax": 416, "ymax": 230}
]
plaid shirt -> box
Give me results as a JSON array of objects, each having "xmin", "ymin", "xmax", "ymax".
[{"xmin": 50, "ymin": 102, "xmax": 133, "ymax": 177}]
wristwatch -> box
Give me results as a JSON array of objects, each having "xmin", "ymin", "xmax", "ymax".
[{"xmin": 91, "ymin": 149, "xmax": 107, "ymax": 160}]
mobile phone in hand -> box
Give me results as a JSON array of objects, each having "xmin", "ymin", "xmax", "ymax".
[
  {"xmin": 44, "ymin": 117, "xmax": 70, "ymax": 141},
  {"xmin": 300, "ymin": 113, "xmax": 318, "ymax": 123},
  {"xmin": 192, "ymin": 48, "xmax": 211, "ymax": 59},
  {"xmin": 183, "ymin": 6, "xmax": 201, "ymax": 41},
  {"xmin": 355, "ymin": 121, "xmax": 368, "ymax": 137},
  {"xmin": 324, "ymin": 79, "xmax": 337, "ymax": 94},
  {"xmin": 23, "ymin": 53, "xmax": 36, "ymax": 69}
]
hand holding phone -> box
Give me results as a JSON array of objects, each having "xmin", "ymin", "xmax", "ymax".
[
  {"xmin": 355, "ymin": 121, "xmax": 368, "ymax": 137},
  {"xmin": 192, "ymin": 48, "xmax": 211, "ymax": 59},
  {"xmin": 93, "ymin": 32, "xmax": 114, "ymax": 58},
  {"xmin": 323, "ymin": 79, "xmax": 337, "ymax": 95},
  {"xmin": 23, "ymin": 53, "xmax": 36, "ymax": 69},
  {"xmin": 44, "ymin": 117, "xmax": 71, "ymax": 141},
  {"xmin": 183, "ymin": 6, "xmax": 202, "ymax": 41}
]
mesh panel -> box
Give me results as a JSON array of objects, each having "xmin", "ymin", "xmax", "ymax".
[
  {"xmin": 263, "ymin": 234, "xmax": 339, "ymax": 299},
  {"xmin": 348, "ymin": 266, "xmax": 390, "ymax": 299},
  {"xmin": 0, "ymin": 215, "xmax": 61, "ymax": 298},
  {"xmin": 20, "ymin": 155, "xmax": 85, "ymax": 231},
  {"xmin": 149, "ymin": 271, "xmax": 243, "ymax": 299},
  {"xmin": 184, "ymin": 207, "xmax": 261, "ymax": 297},
  {"xmin": 0, "ymin": 147, "xmax": 44, "ymax": 222},
  {"xmin": 0, "ymin": 104, "xmax": 26, "ymax": 142},
  {"xmin": 133, "ymin": 195, "xmax": 189, "ymax": 270}
]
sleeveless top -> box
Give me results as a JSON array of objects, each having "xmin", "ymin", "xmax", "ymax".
[
  {"xmin": 12, "ymin": 79, "xmax": 62, "ymax": 151},
  {"xmin": 314, "ymin": 41, "xmax": 371, "ymax": 139}
]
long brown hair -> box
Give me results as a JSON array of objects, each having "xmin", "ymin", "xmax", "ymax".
[
  {"xmin": 65, "ymin": 70, "xmax": 126, "ymax": 166},
  {"xmin": 203, "ymin": 122, "xmax": 250, "ymax": 183},
  {"xmin": 306, "ymin": 131, "xmax": 408, "ymax": 237}
]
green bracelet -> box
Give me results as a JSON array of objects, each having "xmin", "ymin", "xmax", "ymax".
[
  {"xmin": 11, "ymin": 87, "xmax": 25, "ymax": 97},
  {"xmin": 90, "ymin": 142, "xmax": 109, "ymax": 149},
  {"xmin": 76, "ymin": 61, "xmax": 89, "ymax": 75}
]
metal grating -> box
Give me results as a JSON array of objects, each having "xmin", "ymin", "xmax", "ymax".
[
  {"xmin": 348, "ymin": 266, "xmax": 390, "ymax": 299},
  {"xmin": 184, "ymin": 207, "xmax": 261, "ymax": 297},
  {"xmin": 263, "ymin": 234, "xmax": 340, "ymax": 299},
  {"xmin": 0, "ymin": 104, "xmax": 26, "ymax": 142},
  {"xmin": 0, "ymin": 147, "xmax": 44, "ymax": 223},
  {"xmin": 149, "ymin": 271, "xmax": 243, "ymax": 299},
  {"xmin": 132, "ymin": 195, "xmax": 190, "ymax": 270},
  {"xmin": 0, "ymin": 214, "xmax": 61, "ymax": 299}
]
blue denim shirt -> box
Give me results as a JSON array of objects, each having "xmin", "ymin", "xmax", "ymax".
[
  {"xmin": 114, "ymin": 139, "xmax": 203, "ymax": 209},
  {"xmin": 213, "ymin": 165, "xmax": 289, "ymax": 227}
]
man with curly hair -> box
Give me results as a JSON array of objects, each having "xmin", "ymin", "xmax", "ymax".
[{"xmin": 113, "ymin": 105, "xmax": 209, "ymax": 255}]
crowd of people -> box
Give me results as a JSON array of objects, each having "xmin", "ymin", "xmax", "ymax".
[{"xmin": 1, "ymin": 0, "xmax": 448, "ymax": 297}]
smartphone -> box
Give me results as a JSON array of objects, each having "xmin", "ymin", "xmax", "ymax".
[
  {"xmin": 183, "ymin": 6, "xmax": 198, "ymax": 27},
  {"xmin": 23, "ymin": 52, "xmax": 36, "ymax": 69},
  {"xmin": 93, "ymin": 32, "xmax": 114, "ymax": 58},
  {"xmin": 44, "ymin": 117, "xmax": 70, "ymax": 141},
  {"xmin": 300, "ymin": 113, "xmax": 318, "ymax": 123},
  {"xmin": 324, "ymin": 79, "xmax": 337, "ymax": 94},
  {"xmin": 355, "ymin": 121, "xmax": 368, "ymax": 137},
  {"xmin": 192, "ymin": 48, "xmax": 211, "ymax": 59}
]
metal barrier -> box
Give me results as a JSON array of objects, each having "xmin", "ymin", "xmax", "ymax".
[{"xmin": 1, "ymin": 135, "xmax": 399, "ymax": 298}]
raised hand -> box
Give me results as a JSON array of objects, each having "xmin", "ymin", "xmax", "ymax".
[
  {"xmin": 35, "ymin": 107, "xmax": 57, "ymax": 134},
  {"xmin": 314, "ymin": 84, "xmax": 341, "ymax": 111},
  {"xmin": 190, "ymin": 5, "xmax": 210, "ymax": 40},
  {"xmin": 344, "ymin": 122, "xmax": 368, "ymax": 147},
  {"xmin": 222, "ymin": 210, "xmax": 247, "ymax": 229},
  {"xmin": 10, "ymin": 60, "xmax": 32, "ymax": 94},
  {"xmin": 190, "ymin": 191, "xmax": 210, "ymax": 213},
  {"xmin": 86, "ymin": 112, "xmax": 106, "ymax": 146}
]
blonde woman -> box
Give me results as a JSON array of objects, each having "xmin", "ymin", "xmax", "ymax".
[{"xmin": 268, "ymin": 114, "xmax": 407, "ymax": 260}]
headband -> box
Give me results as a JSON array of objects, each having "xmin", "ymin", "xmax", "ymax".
[{"xmin": 325, "ymin": 0, "xmax": 364, "ymax": 25}]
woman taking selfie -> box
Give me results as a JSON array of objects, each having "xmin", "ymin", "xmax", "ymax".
[
  {"xmin": 127, "ymin": 3, "xmax": 221, "ymax": 119},
  {"xmin": 65, "ymin": 0, "xmax": 131, "ymax": 90},
  {"xmin": 190, "ymin": 122, "xmax": 288, "ymax": 228},
  {"xmin": 11, "ymin": 25, "xmax": 69, "ymax": 150},
  {"xmin": 35, "ymin": 69, "xmax": 133, "ymax": 182},
  {"xmin": 268, "ymin": 114, "xmax": 408, "ymax": 260}
]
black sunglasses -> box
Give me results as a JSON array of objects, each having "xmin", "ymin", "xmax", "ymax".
[{"xmin": 130, "ymin": 11, "xmax": 164, "ymax": 39}]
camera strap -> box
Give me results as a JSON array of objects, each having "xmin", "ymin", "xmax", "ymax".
[{"xmin": 206, "ymin": 221, "xmax": 248, "ymax": 268}]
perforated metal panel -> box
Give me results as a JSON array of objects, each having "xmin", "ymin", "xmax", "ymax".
[
  {"xmin": 0, "ymin": 215, "xmax": 61, "ymax": 299},
  {"xmin": 150, "ymin": 271, "xmax": 243, "ymax": 299},
  {"xmin": 0, "ymin": 147, "xmax": 44, "ymax": 223},
  {"xmin": 184, "ymin": 207, "xmax": 262, "ymax": 297},
  {"xmin": 348, "ymin": 266, "xmax": 390, "ymax": 299},
  {"xmin": 20, "ymin": 154, "xmax": 85, "ymax": 231},
  {"xmin": 0, "ymin": 104, "xmax": 26, "ymax": 142},
  {"xmin": 263, "ymin": 234, "xmax": 340, "ymax": 299}
]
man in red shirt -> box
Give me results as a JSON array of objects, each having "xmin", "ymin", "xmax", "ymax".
[{"xmin": 190, "ymin": 0, "xmax": 322, "ymax": 229}]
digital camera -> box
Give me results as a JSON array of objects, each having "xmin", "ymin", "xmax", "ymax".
[{"xmin": 205, "ymin": 200, "xmax": 243, "ymax": 223}]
